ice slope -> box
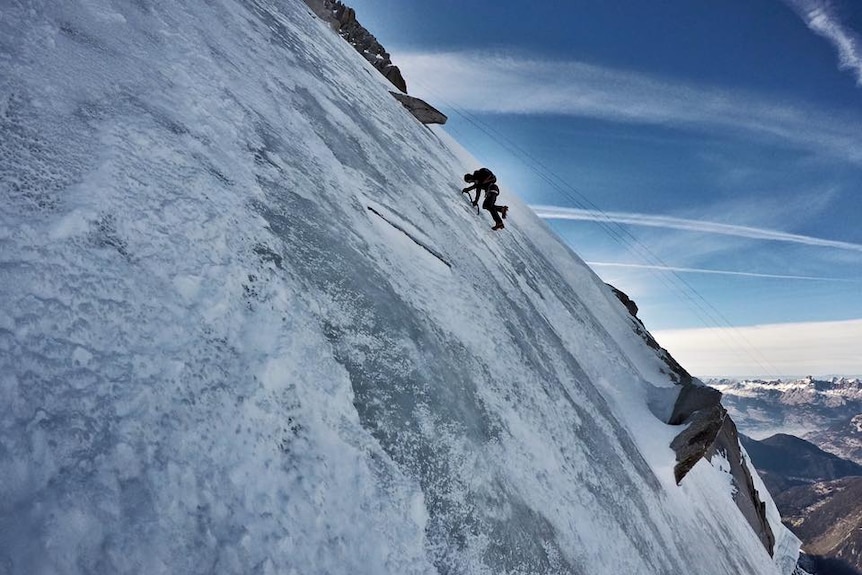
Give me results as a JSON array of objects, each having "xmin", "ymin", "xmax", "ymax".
[{"xmin": 0, "ymin": 0, "xmax": 797, "ymax": 573}]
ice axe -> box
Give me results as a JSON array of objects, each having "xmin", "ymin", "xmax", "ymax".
[{"xmin": 461, "ymin": 189, "xmax": 480, "ymax": 214}]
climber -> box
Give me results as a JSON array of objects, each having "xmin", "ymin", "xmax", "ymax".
[{"xmin": 462, "ymin": 167, "xmax": 509, "ymax": 230}]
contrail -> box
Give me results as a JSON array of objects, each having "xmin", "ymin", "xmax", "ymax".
[
  {"xmin": 587, "ymin": 261, "xmax": 860, "ymax": 282},
  {"xmin": 531, "ymin": 205, "xmax": 862, "ymax": 253}
]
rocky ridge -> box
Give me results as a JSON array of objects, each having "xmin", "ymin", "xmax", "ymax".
[
  {"xmin": 300, "ymin": 0, "xmax": 448, "ymax": 125},
  {"xmin": 609, "ymin": 285, "xmax": 776, "ymax": 555},
  {"xmin": 302, "ymin": 0, "xmax": 407, "ymax": 92}
]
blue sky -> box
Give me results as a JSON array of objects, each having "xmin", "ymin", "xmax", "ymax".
[{"xmin": 346, "ymin": 0, "xmax": 862, "ymax": 376}]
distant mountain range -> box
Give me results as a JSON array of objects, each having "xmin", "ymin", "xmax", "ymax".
[
  {"xmin": 742, "ymin": 433, "xmax": 862, "ymax": 575},
  {"xmin": 708, "ymin": 377, "xmax": 862, "ymax": 465}
]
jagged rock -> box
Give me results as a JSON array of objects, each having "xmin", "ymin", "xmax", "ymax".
[
  {"xmin": 383, "ymin": 65, "xmax": 407, "ymax": 94},
  {"xmin": 609, "ymin": 283, "xmax": 776, "ymax": 556},
  {"xmin": 667, "ymin": 376, "xmax": 776, "ymax": 556},
  {"xmin": 389, "ymin": 92, "xmax": 448, "ymax": 125},
  {"xmin": 302, "ymin": 0, "xmax": 409, "ymax": 93},
  {"xmin": 608, "ymin": 284, "xmax": 639, "ymax": 316},
  {"xmin": 670, "ymin": 404, "xmax": 727, "ymax": 483},
  {"xmin": 709, "ymin": 418, "xmax": 777, "ymax": 556},
  {"xmin": 667, "ymin": 375, "xmax": 775, "ymax": 555},
  {"xmin": 336, "ymin": 5, "xmax": 355, "ymax": 27},
  {"xmin": 668, "ymin": 381, "xmax": 722, "ymax": 425}
]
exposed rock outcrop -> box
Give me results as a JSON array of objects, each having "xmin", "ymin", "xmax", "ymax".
[
  {"xmin": 708, "ymin": 417, "xmax": 777, "ymax": 556},
  {"xmin": 302, "ymin": 0, "xmax": 446, "ymax": 124},
  {"xmin": 609, "ymin": 284, "xmax": 776, "ymax": 556},
  {"xmin": 302, "ymin": 0, "xmax": 407, "ymax": 93},
  {"xmin": 389, "ymin": 92, "xmax": 448, "ymax": 125},
  {"xmin": 668, "ymin": 402, "xmax": 726, "ymax": 481}
]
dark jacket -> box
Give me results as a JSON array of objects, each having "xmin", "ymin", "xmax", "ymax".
[
  {"xmin": 472, "ymin": 168, "xmax": 495, "ymax": 185},
  {"xmin": 464, "ymin": 168, "xmax": 497, "ymax": 203}
]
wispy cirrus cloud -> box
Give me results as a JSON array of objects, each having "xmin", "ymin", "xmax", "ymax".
[
  {"xmin": 530, "ymin": 205, "xmax": 862, "ymax": 253},
  {"xmin": 398, "ymin": 51, "xmax": 862, "ymax": 163},
  {"xmin": 782, "ymin": 0, "xmax": 862, "ymax": 86}
]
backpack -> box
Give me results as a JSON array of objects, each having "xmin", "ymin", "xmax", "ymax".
[{"xmin": 474, "ymin": 168, "xmax": 496, "ymax": 184}]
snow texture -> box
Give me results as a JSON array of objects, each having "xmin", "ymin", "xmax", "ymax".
[{"xmin": 0, "ymin": 0, "xmax": 798, "ymax": 573}]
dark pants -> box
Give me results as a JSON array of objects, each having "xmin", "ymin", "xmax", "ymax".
[{"xmin": 483, "ymin": 192, "xmax": 504, "ymax": 226}]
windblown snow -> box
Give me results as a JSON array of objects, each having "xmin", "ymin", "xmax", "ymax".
[{"xmin": 0, "ymin": 0, "xmax": 798, "ymax": 573}]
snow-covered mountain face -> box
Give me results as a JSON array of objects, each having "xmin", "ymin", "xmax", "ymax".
[
  {"xmin": 710, "ymin": 378, "xmax": 862, "ymax": 464},
  {"xmin": 1, "ymin": 1, "xmax": 797, "ymax": 573}
]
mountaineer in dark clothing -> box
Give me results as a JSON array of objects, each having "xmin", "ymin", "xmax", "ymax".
[
  {"xmin": 462, "ymin": 167, "xmax": 509, "ymax": 230},
  {"xmin": 482, "ymin": 183, "xmax": 508, "ymax": 231}
]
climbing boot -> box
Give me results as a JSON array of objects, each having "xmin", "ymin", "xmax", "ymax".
[{"xmin": 491, "ymin": 222, "xmax": 505, "ymax": 231}]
